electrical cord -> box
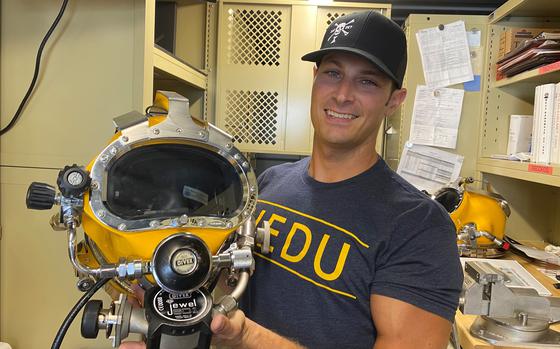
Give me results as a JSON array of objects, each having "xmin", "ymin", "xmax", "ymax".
[
  {"xmin": 504, "ymin": 235, "xmax": 534, "ymax": 261},
  {"xmin": 145, "ymin": 105, "xmax": 168, "ymax": 116},
  {"xmin": 0, "ymin": 0, "xmax": 70, "ymax": 136},
  {"xmin": 51, "ymin": 277, "xmax": 109, "ymax": 349}
]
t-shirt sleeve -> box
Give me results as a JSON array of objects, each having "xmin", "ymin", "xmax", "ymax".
[
  {"xmin": 257, "ymin": 167, "xmax": 272, "ymax": 188},
  {"xmin": 370, "ymin": 203, "xmax": 463, "ymax": 322}
]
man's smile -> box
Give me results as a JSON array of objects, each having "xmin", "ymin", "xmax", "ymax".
[{"xmin": 325, "ymin": 109, "xmax": 358, "ymax": 120}]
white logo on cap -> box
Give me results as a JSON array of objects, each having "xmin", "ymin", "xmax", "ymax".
[{"xmin": 327, "ymin": 19, "xmax": 355, "ymax": 44}]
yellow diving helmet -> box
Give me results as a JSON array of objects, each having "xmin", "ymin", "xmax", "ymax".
[
  {"xmin": 432, "ymin": 177, "xmax": 511, "ymax": 257},
  {"xmin": 26, "ymin": 91, "xmax": 270, "ymax": 349}
]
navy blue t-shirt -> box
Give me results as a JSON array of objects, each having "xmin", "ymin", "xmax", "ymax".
[{"xmin": 241, "ymin": 157, "xmax": 463, "ymax": 349}]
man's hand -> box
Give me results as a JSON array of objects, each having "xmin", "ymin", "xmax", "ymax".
[
  {"xmin": 118, "ymin": 310, "xmax": 248, "ymax": 349},
  {"xmin": 119, "ymin": 308, "xmax": 306, "ymax": 349}
]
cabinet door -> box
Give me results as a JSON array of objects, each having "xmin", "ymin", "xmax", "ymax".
[
  {"xmin": 216, "ymin": 3, "xmax": 291, "ymax": 153},
  {"xmin": 386, "ymin": 14, "xmax": 488, "ymax": 177}
]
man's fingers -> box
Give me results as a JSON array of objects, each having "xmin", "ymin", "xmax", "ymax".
[
  {"xmin": 126, "ymin": 283, "xmax": 145, "ymax": 308},
  {"xmin": 118, "ymin": 341, "xmax": 146, "ymax": 349},
  {"xmin": 211, "ymin": 310, "xmax": 246, "ymax": 341},
  {"xmin": 211, "ymin": 313, "xmax": 231, "ymax": 336}
]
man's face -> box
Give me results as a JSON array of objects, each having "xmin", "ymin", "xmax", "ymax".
[{"xmin": 310, "ymin": 52, "xmax": 405, "ymax": 151}]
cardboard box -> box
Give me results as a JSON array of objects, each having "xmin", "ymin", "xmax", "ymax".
[
  {"xmin": 498, "ymin": 27, "xmax": 558, "ymax": 59},
  {"xmin": 507, "ymin": 114, "xmax": 533, "ymax": 155}
]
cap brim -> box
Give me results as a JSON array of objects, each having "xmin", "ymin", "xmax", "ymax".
[{"xmin": 301, "ymin": 47, "xmax": 401, "ymax": 88}]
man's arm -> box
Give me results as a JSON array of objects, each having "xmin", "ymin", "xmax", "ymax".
[{"xmin": 371, "ymin": 294, "xmax": 452, "ymax": 349}]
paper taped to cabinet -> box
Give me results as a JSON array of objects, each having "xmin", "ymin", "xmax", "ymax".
[
  {"xmin": 416, "ymin": 20, "xmax": 474, "ymax": 88},
  {"xmin": 409, "ymin": 86, "xmax": 464, "ymax": 149},
  {"xmin": 397, "ymin": 143, "xmax": 463, "ymax": 194}
]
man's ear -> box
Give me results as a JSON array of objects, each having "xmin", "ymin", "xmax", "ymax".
[
  {"xmin": 385, "ymin": 88, "xmax": 407, "ymax": 115},
  {"xmin": 313, "ymin": 65, "xmax": 318, "ymax": 78}
]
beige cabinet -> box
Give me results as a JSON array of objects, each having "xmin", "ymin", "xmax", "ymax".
[
  {"xmin": 476, "ymin": 0, "xmax": 560, "ymax": 243},
  {"xmin": 214, "ymin": 0, "xmax": 391, "ymax": 155},
  {"xmin": 389, "ymin": 1, "xmax": 560, "ymax": 244}
]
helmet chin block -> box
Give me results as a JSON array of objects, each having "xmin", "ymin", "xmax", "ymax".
[
  {"xmin": 27, "ymin": 91, "xmax": 267, "ymax": 349},
  {"xmin": 144, "ymin": 287, "xmax": 213, "ymax": 349}
]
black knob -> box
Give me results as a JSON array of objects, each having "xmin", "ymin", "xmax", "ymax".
[
  {"xmin": 26, "ymin": 182, "xmax": 56, "ymax": 210},
  {"xmin": 81, "ymin": 300, "xmax": 103, "ymax": 338},
  {"xmin": 57, "ymin": 164, "xmax": 91, "ymax": 197},
  {"xmin": 152, "ymin": 234, "xmax": 212, "ymax": 293}
]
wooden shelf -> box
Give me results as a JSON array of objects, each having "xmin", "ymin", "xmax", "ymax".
[
  {"xmin": 489, "ymin": 0, "xmax": 560, "ymax": 24},
  {"xmin": 477, "ymin": 157, "xmax": 560, "ymax": 187},
  {"xmin": 153, "ymin": 46, "xmax": 207, "ymax": 90},
  {"xmin": 493, "ymin": 61, "xmax": 560, "ymax": 89}
]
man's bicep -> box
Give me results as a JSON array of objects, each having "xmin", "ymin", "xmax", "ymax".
[
  {"xmin": 370, "ymin": 294, "xmax": 452, "ymax": 349},
  {"xmin": 370, "ymin": 223, "xmax": 463, "ymax": 322}
]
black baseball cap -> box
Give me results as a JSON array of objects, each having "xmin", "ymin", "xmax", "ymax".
[{"xmin": 302, "ymin": 10, "xmax": 407, "ymax": 88}]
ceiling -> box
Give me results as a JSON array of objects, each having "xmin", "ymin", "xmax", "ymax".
[{"xmin": 339, "ymin": 0, "xmax": 509, "ymax": 23}]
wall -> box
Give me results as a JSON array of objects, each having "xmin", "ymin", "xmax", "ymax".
[{"xmin": 1, "ymin": 0, "xmax": 144, "ymax": 347}]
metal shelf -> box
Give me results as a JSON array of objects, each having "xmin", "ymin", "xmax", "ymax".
[
  {"xmin": 489, "ymin": 0, "xmax": 560, "ymax": 24},
  {"xmin": 493, "ymin": 61, "xmax": 560, "ymax": 88},
  {"xmin": 491, "ymin": 61, "xmax": 560, "ymax": 102},
  {"xmin": 153, "ymin": 46, "xmax": 207, "ymax": 90},
  {"xmin": 477, "ymin": 157, "xmax": 560, "ymax": 187}
]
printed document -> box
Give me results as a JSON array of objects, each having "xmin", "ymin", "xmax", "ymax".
[
  {"xmin": 409, "ymin": 86, "xmax": 464, "ymax": 149},
  {"xmin": 397, "ymin": 142, "xmax": 463, "ymax": 193},
  {"xmin": 416, "ymin": 20, "xmax": 474, "ymax": 88},
  {"xmin": 512, "ymin": 243, "xmax": 560, "ymax": 266}
]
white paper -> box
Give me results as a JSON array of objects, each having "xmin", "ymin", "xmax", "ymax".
[
  {"xmin": 470, "ymin": 47, "xmax": 483, "ymax": 75},
  {"xmin": 409, "ymin": 86, "xmax": 465, "ymax": 149},
  {"xmin": 397, "ymin": 142, "xmax": 463, "ymax": 193},
  {"xmin": 461, "ymin": 258, "xmax": 551, "ymax": 296},
  {"xmin": 416, "ymin": 20, "xmax": 474, "ymax": 88},
  {"xmin": 467, "ymin": 29, "xmax": 483, "ymax": 75},
  {"xmin": 466, "ymin": 28, "xmax": 481, "ymax": 47},
  {"xmin": 513, "ymin": 243, "xmax": 560, "ymax": 266},
  {"xmin": 536, "ymin": 267, "xmax": 560, "ymax": 283}
]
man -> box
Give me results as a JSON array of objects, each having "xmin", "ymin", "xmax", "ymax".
[{"xmin": 122, "ymin": 10, "xmax": 462, "ymax": 349}]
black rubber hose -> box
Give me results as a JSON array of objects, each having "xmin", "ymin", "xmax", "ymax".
[
  {"xmin": 0, "ymin": 0, "xmax": 70, "ymax": 136},
  {"xmin": 51, "ymin": 277, "xmax": 110, "ymax": 349}
]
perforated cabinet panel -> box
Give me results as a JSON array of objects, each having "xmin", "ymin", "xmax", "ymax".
[
  {"xmin": 225, "ymin": 90, "xmax": 281, "ymax": 146},
  {"xmin": 217, "ymin": 4, "xmax": 290, "ymax": 152},
  {"xmin": 216, "ymin": 1, "xmax": 391, "ymax": 154},
  {"xmin": 318, "ymin": 7, "xmax": 385, "ymax": 29}
]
